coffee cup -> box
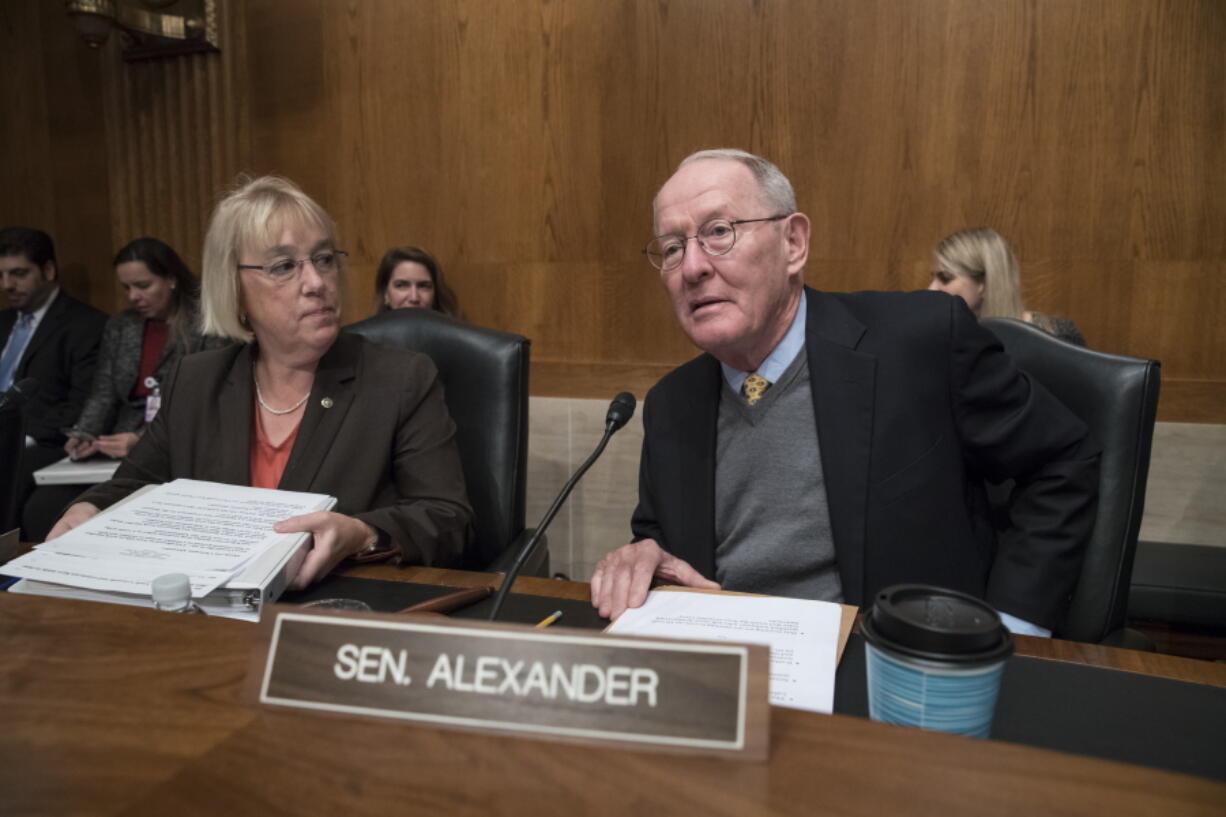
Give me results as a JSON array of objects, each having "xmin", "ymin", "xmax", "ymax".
[{"xmin": 860, "ymin": 584, "xmax": 1013, "ymax": 738}]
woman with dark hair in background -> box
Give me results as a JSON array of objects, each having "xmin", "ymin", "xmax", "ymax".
[
  {"xmin": 22, "ymin": 237, "xmax": 219, "ymax": 540},
  {"xmin": 929, "ymin": 227, "xmax": 1085, "ymax": 346},
  {"xmin": 373, "ymin": 246, "xmax": 465, "ymax": 318},
  {"xmin": 65, "ymin": 237, "xmax": 217, "ymax": 460}
]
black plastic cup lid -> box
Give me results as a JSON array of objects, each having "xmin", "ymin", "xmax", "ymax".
[{"xmin": 860, "ymin": 584, "xmax": 1014, "ymax": 664}]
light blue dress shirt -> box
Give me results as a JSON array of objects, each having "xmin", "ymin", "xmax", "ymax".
[{"xmin": 720, "ymin": 297, "xmax": 807, "ymax": 394}]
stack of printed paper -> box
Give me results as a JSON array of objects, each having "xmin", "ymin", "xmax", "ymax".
[{"xmin": 4, "ymin": 479, "xmax": 335, "ymax": 620}]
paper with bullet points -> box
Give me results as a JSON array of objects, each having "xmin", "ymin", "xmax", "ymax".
[{"xmin": 607, "ymin": 590, "xmax": 843, "ymax": 713}]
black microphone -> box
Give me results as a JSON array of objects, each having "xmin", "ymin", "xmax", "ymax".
[
  {"xmin": 605, "ymin": 391, "xmax": 636, "ymax": 433},
  {"xmin": 0, "ymin": 378, "xmax": 38, "ymax": 412},
  {"xmin": 488, "ymin": 392, "xmax": 637, "ymax": 621}
]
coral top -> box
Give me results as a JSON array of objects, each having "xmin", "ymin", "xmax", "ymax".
[{"xmin": 249, "ymin": 401, "xmax": 300, "ymax": 489}]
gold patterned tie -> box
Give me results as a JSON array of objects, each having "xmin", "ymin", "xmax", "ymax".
[{"xmin": 742, "ymin": 373, "xmax": 772, "ymax": 406}]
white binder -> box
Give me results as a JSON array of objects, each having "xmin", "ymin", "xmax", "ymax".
[{"xmin": 7, "ymin": 481, "xmax": 333, "ymax": 621}]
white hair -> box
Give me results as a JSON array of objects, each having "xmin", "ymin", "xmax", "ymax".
[{"xmin": 674, "ymin": 148, "xmax": 797, "ymax": 214}]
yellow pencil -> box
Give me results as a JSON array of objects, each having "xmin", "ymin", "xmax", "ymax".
[{"xmin": 534, "ymin": 610, "xmax": 563, "ymax": 628}]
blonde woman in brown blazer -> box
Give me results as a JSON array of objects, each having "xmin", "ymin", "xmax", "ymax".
[{"xmin": 48, "ymin": 177, "xmax": 472, "ymax": 587}]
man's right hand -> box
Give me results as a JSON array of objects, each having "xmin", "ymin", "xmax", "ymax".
[
  {"xmin": 589, "ymin": 538, "xmax": 719, "ymax": 620},
  {"xmin": 46, "ymin": 502, "xmax": 100, "ymax": 541}
]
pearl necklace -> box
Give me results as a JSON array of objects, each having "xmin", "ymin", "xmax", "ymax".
[{"xmin": 254, "ymin": 376, "xmax": 310, "ymax": 415}]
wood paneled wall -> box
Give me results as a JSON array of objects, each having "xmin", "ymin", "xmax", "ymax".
[
  {"xmin": 3, "ymin": 0, "xmax": 1223, "ymax": 421},
  {"xmin": 101, "ymin": 0, "xmax": 250, "ymax": 279},
  {"xmin": 0, "ymin": 1, "xmax": 114, "ymax": 304}
]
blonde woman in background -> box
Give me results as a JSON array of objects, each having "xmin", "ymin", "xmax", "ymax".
[{"xmin": 929, "ymin": 227, "xmax": 1085, "ymax": 346}]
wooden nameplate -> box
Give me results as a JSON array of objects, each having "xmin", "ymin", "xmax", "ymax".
[{"xmin": 248, "ymin": 605, "xmax": 770, "ymax": 759}]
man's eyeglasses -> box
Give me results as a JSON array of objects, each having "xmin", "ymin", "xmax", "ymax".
[
  {"xmin": 643, "ymin": 215, "xmax": 790, "ymax": 272},
  {"xmin": 238, "ymin": 249, "xmax": 348, "ymax": 281}
]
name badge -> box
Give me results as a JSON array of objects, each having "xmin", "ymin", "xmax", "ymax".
[
  {"xmin": 144, "ymin": 394, "xmax": 161, "ymax": 423},
  {"xmin": 144, "ymin": 377, "xmax": 161, "ymax": 423},
  {"xmin": 251, "ymin": 608, "xmax": 769, "ymax": 758}
]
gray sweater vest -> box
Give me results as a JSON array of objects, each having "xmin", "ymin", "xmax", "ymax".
[{"xmin": 714, "ymin": 350, "xmax": 843, "ymax": 602}]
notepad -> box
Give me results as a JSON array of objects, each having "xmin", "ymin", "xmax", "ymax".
[{"xmin": 32, "ymin": 456, "xmax": 121, "ymax": 486}]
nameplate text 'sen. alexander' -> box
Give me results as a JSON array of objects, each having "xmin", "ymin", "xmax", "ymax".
[{"xmin": 252, "ymin": 608, "xmax": 769, "ymax": 758}]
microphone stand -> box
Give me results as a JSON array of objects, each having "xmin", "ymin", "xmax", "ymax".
[{"xmin": 487, "ymin": 420, "xmax": 618, "ymax": 621}]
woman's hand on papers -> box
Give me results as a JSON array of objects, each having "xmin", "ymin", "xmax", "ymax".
[
  {"xmin": 46, "ymin": 502, "xmax": 101, "ymax": 541},
  {"xmin": 95, "ymin": 433, "xmax": 139, "ymax": 459},
  {"xmin": 590, "ymin": 538, "xmax": 719, "ymax": 621},
  {"xmin": 275, "ymin": 511, "xmax": 379, "ymax": 589}
]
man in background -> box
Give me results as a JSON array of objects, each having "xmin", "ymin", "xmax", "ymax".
[
  {"xmin": 590, "ymin": 150, "xmax": 1099, "ymax": 636},
  {"xmin": 0, "ymin": 227, "xmax": 107, "ymax": 530}
]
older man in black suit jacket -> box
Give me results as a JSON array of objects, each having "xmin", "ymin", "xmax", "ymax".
[
  {"xmin": 589, "ymin": 151, "xmax": 1099, "ymax": 637},
  {"xmin": 0, "ymin": 228, "xmax": 107, "ymax": 516}
]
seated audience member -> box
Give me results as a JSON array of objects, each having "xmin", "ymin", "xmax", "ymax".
[
  {"xmin": 71, "ymin": 238, "xmax": 218, "ymax": 459},
  {"xmin": 590, "ymin": 150, "xmax": 1099, "ymax": 637},
  {"xmin": 49, "ymin": 176, "xmax": 473, "ymax": 587},
  {"xmin": 20, "ymin": 237, "xmax": 220, "ymax": 541},
  {"xmin": 0, "ymin": 227, "xmax": 107, "ymax": 526},
  {"xmin": 374, "ymin": 246, "xmax": 465, "ymax": 318},
  {"xmin": 929, "ymin": 227, "xmax": 1086, "ymax": 346}
]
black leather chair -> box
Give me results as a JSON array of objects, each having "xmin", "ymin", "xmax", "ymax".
[
  {"xmin": 983, "ymin": 318, "xmax": 1160, "ymax": 646},
  {"xmin": 344, "ymin": 309, "xmax": 546, "ymax": 575},
  {"xmin": 1130, "ymin": 540, "xmax": 1226, "ymax": 628},
  {"xmin": 0, "ymin": 406, "xmax": 24, "ymax": 534}
]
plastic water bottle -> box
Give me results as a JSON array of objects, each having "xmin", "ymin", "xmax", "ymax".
[{"xmin": 152, "ymin": 573, "xmax": 207, "ymax": 615}]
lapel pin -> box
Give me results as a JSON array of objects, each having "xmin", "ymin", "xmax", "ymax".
[{"xmin": 321, "ymin": 397, "xmax": 334, "ymax": 409}]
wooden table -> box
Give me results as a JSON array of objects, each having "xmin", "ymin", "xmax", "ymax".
[{"xmin": 2, "ymin": 566, "xmax": 1224, "ymax": 816}]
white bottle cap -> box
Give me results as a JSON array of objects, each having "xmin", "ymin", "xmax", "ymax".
[{"xmin": 151, "ymin": 573, "xmax": 193, "ymax": 608}]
